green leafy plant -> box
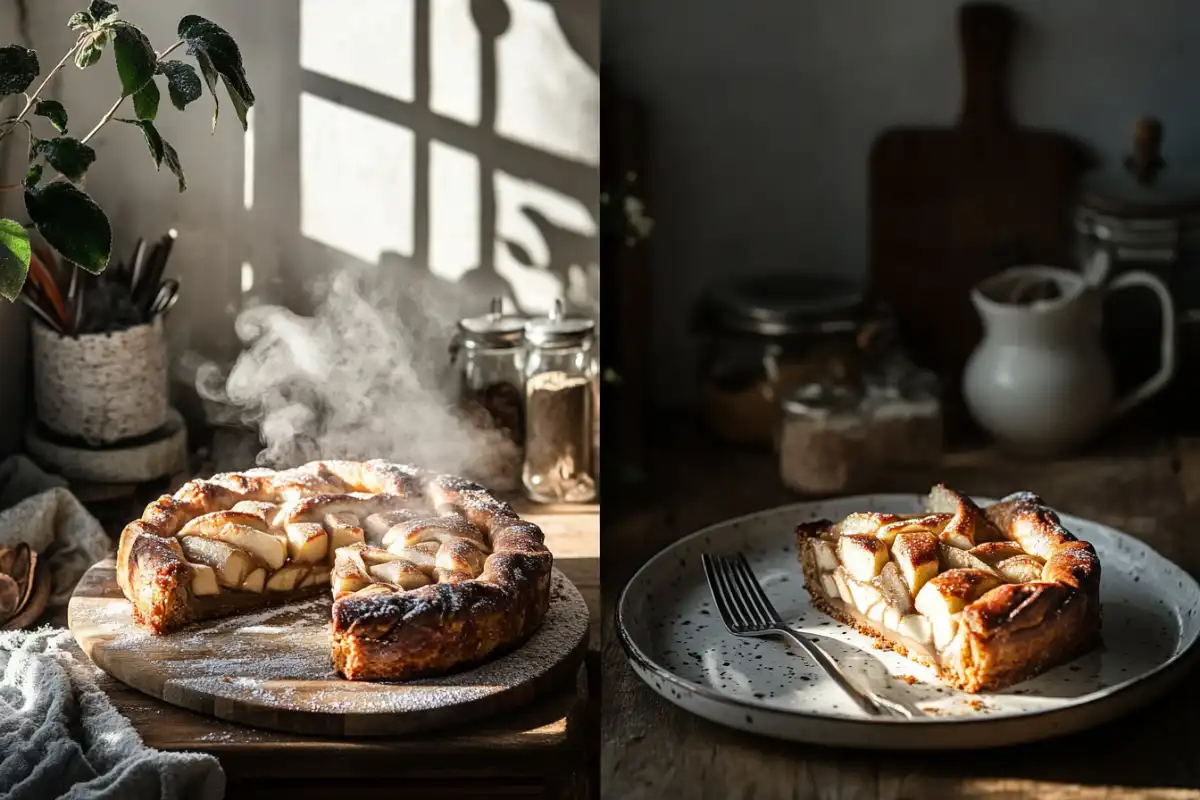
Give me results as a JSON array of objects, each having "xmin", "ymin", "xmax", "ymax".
[{"xmin": 0, "ymin": 1, "xmax": 254, "ymax": 301}]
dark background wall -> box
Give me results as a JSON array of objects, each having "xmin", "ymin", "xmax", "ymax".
[{"xmin": 602, "ymin": 0, "xmax": 1199, "ymax": 405}]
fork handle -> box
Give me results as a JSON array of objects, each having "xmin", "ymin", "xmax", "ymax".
[{"xmin": 775, "ymin": 627, "xmax": 888, "ymax": 717}]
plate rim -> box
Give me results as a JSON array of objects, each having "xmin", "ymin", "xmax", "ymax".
[{"xmin": 616, "ymin": 493, "xmax": 1200, "ymax": 734}]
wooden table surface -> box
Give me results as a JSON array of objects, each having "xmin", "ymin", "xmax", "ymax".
[
  {"xmin": 54, "ymin": 485, "xmax": 599, "ymax": 800},
  {"xmin": 602, "ymin": 422, "xmax": 1200, "ymax": 800}
]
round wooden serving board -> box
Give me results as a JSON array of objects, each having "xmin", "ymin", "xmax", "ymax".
[{"xmin": 68, "ymin": 559, "xmax": 589, "ymax": 736}]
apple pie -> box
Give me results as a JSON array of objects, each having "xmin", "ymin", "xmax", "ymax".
[
  {"xmin": 116, "ymin": 460, "xmax": 553, "ymax": 680},
  {"xmin": 795, "ymin": 484, "xmax": 1101, "ymax": 692}
]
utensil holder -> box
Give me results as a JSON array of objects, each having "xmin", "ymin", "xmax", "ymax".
[{"xmin": 32, "ymin": 318, "xmax": 169, "ymax": 445}]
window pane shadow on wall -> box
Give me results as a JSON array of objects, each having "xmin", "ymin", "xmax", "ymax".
[{"xmin": 293, "ymin": 0, "xmax": 600, "ymax": 323}]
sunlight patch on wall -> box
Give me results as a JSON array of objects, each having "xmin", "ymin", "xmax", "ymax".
[
  {"xmin": 300, "ymin": 0, "xmax": 415, "ymax": 103},
  {"xmin": 430, "ymin": 0, "xmax": 480, "ymax": 126},
  {"xmin": 241, "ymin": 261, "xmax": 254, "ymax": 293},
  {"xmin": 494, "ymin": 169, "xmax": 597, "ymax": 315},
  {"xmin": 496, "ymin": 0, "xmax": 599, "ymax": 166},
  {"xmin": 243, "ymin": 108, "xmax": 255, "ymax": 211},
  {"xmin": 429, "ymin": 139, "xmax": 480, "ymax": 283},
  {"xmin": 300, "ymin": 93, "xmax": 415, "ymax": 264}
]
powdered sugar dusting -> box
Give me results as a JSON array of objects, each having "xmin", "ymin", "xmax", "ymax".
[{"xmin": 77, "ymin": 571, "xmax": 587, "ymax": 724}]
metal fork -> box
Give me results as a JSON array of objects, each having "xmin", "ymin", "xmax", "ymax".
[{"xmin": 702, "ymin": 552, "xmax": 914, "ymax": 719}]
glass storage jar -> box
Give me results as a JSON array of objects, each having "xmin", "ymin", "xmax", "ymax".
[
  {"xmin": 523, "ymin": 301, "xmax": 598, "ymax": 504},
  {"xmin": 450, "ymin": 298, "xmax": 526, "ymax": 492},
  {"xmin": 778, "ymin": 381, "xmax": 877, "ymax": 496},
  {"xmin": 1074, "ymin": 116, "xmax": 1200, "ymax": 433},
  {"xmin": 694, "ymin": 274, "xmax": 887, "ymax": 448},
  {"xmin": 865, "ymin": 361, "xmax": 944, "ymax": 467}
]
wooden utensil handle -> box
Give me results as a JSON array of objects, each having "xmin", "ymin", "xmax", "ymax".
[{"xmin": 957, "ymin": 2, "xmax": 1016, "ymax": 130}]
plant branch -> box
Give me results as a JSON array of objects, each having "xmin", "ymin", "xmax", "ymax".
[
  {"xmin": 157, "ymin": 39, "xmax": 185, "ymax": 60},
  {"xmin": 79, "ymin": 40, "xmax": 186, "ymax": 146},
  {"xmin": 81, "ymin": 95, "xmax": 125, "ymax": 145},
  {"xmin": 0, "ymin": 36, "xmax": 84, "ymax": 142}
]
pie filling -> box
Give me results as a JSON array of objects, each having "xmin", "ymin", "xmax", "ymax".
[
  {"xmin": 799, "ymin": 504, "xmax": 1047, "ymax": 666},
  {"xmin": 163, "ymin": 495, "xmax": 490, "ymax": 604}
]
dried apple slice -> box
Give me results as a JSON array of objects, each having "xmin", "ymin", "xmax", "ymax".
[{"xmin": 0, "ymin": 574, "xmax": 20, "ymax": 622}]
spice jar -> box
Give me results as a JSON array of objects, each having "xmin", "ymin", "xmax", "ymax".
[
  {"xmin": 778, "ymin": 381, "xmax": 876, "ymax": 496},
  {"xmin": 451, "ymin": 298, "xmax": 526, "ymax": 492},
  {"xmin": 522, "ymin": 301, "xmax": 598, "ymax": 503},
  {"xmin": 694, "ymin": 274, "xmax": 888, "ymax": 448}
]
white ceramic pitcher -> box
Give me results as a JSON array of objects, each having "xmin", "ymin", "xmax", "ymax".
[{"xmin": 962, "ymin": 258, "xmax": 1175, "ymax": 456}]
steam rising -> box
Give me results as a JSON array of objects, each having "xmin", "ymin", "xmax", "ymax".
[{"xmin": 194, "ymin": 269, "xmax": 518, "ymax": 486}]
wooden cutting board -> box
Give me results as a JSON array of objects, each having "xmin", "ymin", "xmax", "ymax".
[
  {"xmin": 68, "ymin": 560, "xmax": 588, "ymax": 737},
  {"xmin": 869, "ymin": 2, "xmax": 1090, "ymax": 384}
]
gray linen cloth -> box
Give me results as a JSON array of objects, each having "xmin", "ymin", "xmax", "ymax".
[{"xmin": 0, "ymin": 456, "xmax": 226, "ymax": 800}]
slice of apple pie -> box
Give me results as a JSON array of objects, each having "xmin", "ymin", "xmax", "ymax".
[{"xmin": 795, "ymin": 484, "xmax": 1101, "ymax": 692}]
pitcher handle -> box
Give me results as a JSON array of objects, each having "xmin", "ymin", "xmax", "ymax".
[{"xmin": 1108, "ymin": 270, "xmax": 1176, "ymax": 420}]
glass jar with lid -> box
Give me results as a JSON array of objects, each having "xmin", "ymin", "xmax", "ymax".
[
  {"xmin": 778, "ymin": 381, "xmax": 877, "ymax": 496},
  {"xmin": 694, "ymin": 274, "xmax": 888, "ymax": 448},
  {"xmin": 450, "ymin": 297, "xmax": 526, "ymax": 491},
  {"xmin": 1074, "ymin": 116, "xmax": 1200, "ymax": 431},
  {"xmin": 522, "ymin": 301, "xmax": 598, "ymax": 504}
]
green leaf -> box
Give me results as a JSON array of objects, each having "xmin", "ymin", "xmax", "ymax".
[
  {"xmin": 34, "ymin": 100, "xmax": 68, "ymax": 133},
  {"xmin": 158, "ymin": 60, "xmax": 201, "ymax": 110},
  {"xmin": 193, "ymin": 49, "xmax": 219, "ymax": 131},
  {"xmin": 75, "ymin": 32, "xmax": 106, "ymax": 69},
  {"xmin": 119, "ymin": 118, "xmax": 184, "ymax": 190},
  {"xmin": 87, "ymin": 1, "xmax": 119, "ymax": 23},
  {"xmin": 112, "ymin": 22, "xmax": 156, "ymax": 96},
  {"xmin": 0, "ymin": 46, "xmax": 39, "ymax": 96},
  {"xmin": 37, "ymin": 137, "xmax": 96, "ymax": 183},
  {"xmin": 119, "ymin": 117, "xmax": 162, "ymax": 167},
  {"xmin": 24, "ymin": 182, "xmax": 111, "ymax": 274},
  {"xmin": 221, "ymin": 74, "xmax": 250, "ymax": 131},
  {"xmin": 24, "ymin": 163, "xmax": 43, "ymax": 188},
  {"xmin": 162, "ymin": 139, "xmax": 185, "ymax": 192},
  {"xmin": 0, "ymin": 219, "xmax": 32, "ymax": 302},
  {"xmin": 27, "ymin": 134, "xmax": 42, "ymax": 161},
  {"xmin": 179, "ymin": 15, "xmax": 255, "ymax": 131},
  {"xmin": 68, "ymin": 11, "xmax": 94, "ymax": 31},
  {"xmin": 133, "ymin": 77, "xmax": 159, "ymax": 121}
]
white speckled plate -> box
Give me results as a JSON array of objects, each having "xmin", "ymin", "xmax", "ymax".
[{"xmin": 617, "ymin": 494, "xmax": 1200, "ymax": 749}]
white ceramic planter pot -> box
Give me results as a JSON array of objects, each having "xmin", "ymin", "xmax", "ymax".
[{"xmin": 32, "ymin": 318, "xmax": 169, "ymax": 445}]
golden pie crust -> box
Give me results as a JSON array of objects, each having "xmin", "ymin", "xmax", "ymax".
[
  {"xmin": 116, "ymin": 460, "xmax": 553, "ymax": 680},
  {"xmin": 794, "ymin": 485, "xmax": 1101, "ymax": 693}
]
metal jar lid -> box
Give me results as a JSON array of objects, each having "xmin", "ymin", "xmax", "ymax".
[
  {"xmin": 696, "ymin": 273, "xmax": 868, "ymax": 337},
  {"xmin": 1079, "ymin": 117, "xmax": 1200, "ymax": 220},
  {"xmin": 524, "ymin": 299, "xmax": 595, "ymax": 348},
  {"xmin": 456, "ymin": 297, "xmax": 526, "ymax": 348}
]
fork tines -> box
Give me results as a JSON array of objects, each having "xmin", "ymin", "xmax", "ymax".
[{"xmin": 702, "ymin": 552, "xmax": 783, "ymax": 633}]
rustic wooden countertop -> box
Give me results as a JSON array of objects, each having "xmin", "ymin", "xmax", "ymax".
[
  {"xmin": 52, "ymin": 483, "xmax": 599, "ymax": 800},
  {"xmin": 603, "ymin": 423, "xmax": 1200, "ymax": 800}
]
